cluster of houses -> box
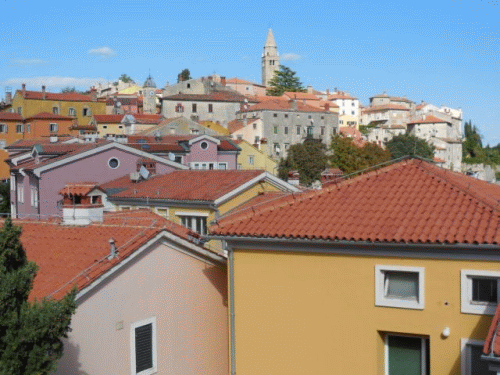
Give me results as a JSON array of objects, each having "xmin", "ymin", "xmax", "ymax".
[{"xmin": 0, "ymin": 28, "xmax": 496, "ymax": 375}]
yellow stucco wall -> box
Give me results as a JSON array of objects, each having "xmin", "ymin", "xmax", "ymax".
[
  {"xmin": 10, "ymin": 93, "xmax": 106, "ymax": 128},
  {"xmin": 236, "ymin": 141, "xmax": 277, "ymax": 175},
  {"xmin": 97, "ymin": 123, "xmax": 125, "ymax": 135},
  {"xmin": 230, "ymin": 249, "xmax": 499, "ymax": 375}
]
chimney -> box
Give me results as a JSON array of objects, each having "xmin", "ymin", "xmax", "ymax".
[
  {"xmin": 42, "ymin": 85, "xmax": 46, "ymax": 100},
  {"xmin": 302, "ymin": 99, "xmax": 307, "ymax": 106},
  {"xmin": 90, "ymin": 87, "xmax": 97, "ymax": 102},
  {"xmin": 5, "ymin": 90, "xmax": 12, "ymax": 105},
  {"xmin": 307, "ymin": 85, "xmax": 313, "ymax": 94},
  {"xmin": 108, "ymin": 238, "xmax": 117, "ymax": 259},
  {"xmin": 221, "ymin": 76, "xmax": 226, "ymax": 87},
  {"xmin": 290, "ymin": 99, "xmax": 297, "ymax": 111},
  {"xmin": 22, "ymin": 83, "xmax": 26, "ymax": 96},
  {"xmin": 326, "ymin": 88, "xmax": 330, "ymax": 96},
  {"xmin": 324, "ymin": 103, "xmax": 330, "ymax": 111}
]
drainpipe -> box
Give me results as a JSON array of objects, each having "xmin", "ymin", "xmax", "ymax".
[{"xmin": 229, "ymin": 249, "xmax": 236, "ymax": 375}]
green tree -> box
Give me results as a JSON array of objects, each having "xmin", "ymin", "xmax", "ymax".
[
  {"xmin": 60, "ymin": 87, "xmax": 77, "ymax": 94},
  {"xmin": 0, "ymin": 183, "xmax": 9, "ymax": 215},
  {"xmin": 177, "ymin": 69, "xmax": 192, "ymax": 83},
  {"xmin": 278, "ymin": 139, "xmax": 328, "ymax": 186},
  {"xmin": 329, "ymin": 135, "xmax": 391, "ymax": 174},
  {"xmin": 385, "ymin": 133, "xmax": 435, "ymax": 160},
  {"xmin": 0, "ymin": 219, "xmax": 76, "ymax": 374},
  {"xmin": 266, "ymin": 65, "xmax": 306, "ymax": 96},
  {"xmin": 118, "ymin": 74, "xmax": 134, "ymax": 84}
]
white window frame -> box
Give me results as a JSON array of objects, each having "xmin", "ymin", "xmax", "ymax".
[
  {"xmin": 218, "ymin": 162, "xmax": 228, "ymax": 170},
  {"xmin": 30, "ymin": 187, "xmax": 38, "ymax": 208},
  {"xmin": 16, "ymin": 124, "xmax": 24, "ymax": 134},
  {"xmin": 130, "ymin": 316, "xmax": 157, "ymax": 375},
  {"xmin": 120, "ymin": 206, "xmax": 131, "ymax": 211},
  {"xmin": 17, "ymin": 184, "xmax": 24, "ymax": 203},
  {"xmin": 10, "ymin": 175, "xmax": 15, "ymax": 191},
  {"xmin": 154, "ymin": 207, "xmax": 168, "ymax": 218},
  {"xmin": 49, "ymin": 123, "xmax": 58, "ymax": 133},
  {"xmin": 248, "ymin": 155, "xmax": 254, "ymax": 166},
  {"xmin": 461, "ymin": 269, "xmax": 500, "ymax": 315},
  {"xmin": 375, "ymin": 265, "xmax": 425, "ymax": 310},
  {"xmin": 460, "ymin": 338, "xmax": 489, "ymax": 375},
  {"xmin": 385, "ymin": 334, "xmax": 427, "ymax": 375},
  {"xmin": 176, "ymin": 212, "xmax": 209, "ymax": 235},
  {"xmin": 0, "ymin": 124, "xmax": 7, "ymax": 133}
]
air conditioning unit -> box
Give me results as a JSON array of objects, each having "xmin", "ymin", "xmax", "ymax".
[{"xmin": 130, "ymin": 172, "xmax": 140, "ymax": 182}]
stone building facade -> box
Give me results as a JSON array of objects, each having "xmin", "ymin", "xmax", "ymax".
[{"xmin": 262, "ymin": 29, "xmax": 279, "ymax": 87}]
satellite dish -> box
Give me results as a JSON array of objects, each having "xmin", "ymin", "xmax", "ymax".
[
  {"xmin": 116, "ymin": 101, "xmax": 122, "ymax": 107},
  {"xmin": 139, "ymin": 165, "xmax": 150, "ymax": 180},
  {"xmin": 168, "ymin": 152, "xmax": 176, "ymax": 161}
]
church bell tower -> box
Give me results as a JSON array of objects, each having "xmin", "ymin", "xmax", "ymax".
[{"xmin": 262, "ymin": 28, "xmax": 279, "ymax": 87}]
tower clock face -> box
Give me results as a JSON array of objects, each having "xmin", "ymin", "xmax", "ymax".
[{"xmin": 149, "ymin": 91, "xmax": 155, "ymax": 96}]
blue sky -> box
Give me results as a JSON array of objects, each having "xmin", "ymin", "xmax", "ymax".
[{"xmin": 1, "ymin": 0, "xmax": 498, "ymax": 144}]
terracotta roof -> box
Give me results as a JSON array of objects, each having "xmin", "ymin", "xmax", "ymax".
[
  {"xmin": 328, "ymin": 93, "xmax": 357, "ymax": 100},
  {"xmin": 6, "ymin": 135, "xmax": 78, "ymax": 149},
  {"xmin": 416, "ymin": 103, "xmax": 427, "ymax": 110},
  {"xmin": 14, "ymin": 210, "xmax": 203, "ymax": 300},
  {"xmin": 483, "ymin": 303, "xmax": 500, "ymax": 357},
  {"xmin": 433, "ymin": 157, "xmax": 446, "ymax": 163},
  {"xmin": 24, "ymin": 112, "xmax": 74, "ymax": 121},
  {"xmin": 104, "ymin": 170, "xmax": 264, "ymax": 202},
  {"xmin": 241, "ymin": 98, "xmax": 328, "ymax": 113},
  {"xmin": 211, "ymin": 159, "xmax": 500, "ymax": 245},
  {"xmin": 19, "ymin": 90, "xmax": 95, "ymax": 102},
  {"xmin": 362, "ymin": 104, "xmax": 410, "ymax": 113},
  {"xmin": 221, "ymin": 191, "xmax": 292, "ymax": 219},
  {"xmin": 390, "ymin": 96, "xmax": 413, "ymax": 103},
  {"xmin": 58, "ymin": 182, "xmax": 99, "ymax": 197},
  {"xmin": 126, "ymin": 135, "xmax": 238, "ymax": 153},
  {"xmin": 282, "ymin": 92, "xmax": 320, "ymax": 101},
  {"xmin": 129, "ymin": 114, "xmax": 163, "ymax": 124},
  {"xmin": 228, "ymin": 119, "xmax": 258, "ymax": 133},
  {"xmin": 226, "ymin": 78, "xmax": 265, "ymax": 87},
  {"xmin": 0, "ymin": 112, "xmax": 23, "ymax": 121},
  {"xmin": 105, "ymin": 97, "xmax": 139, "ymax": 106},
  {"xmin": 162, "ymin": 90, "xmax": 252, "ymax": 103},
  {"xmin": 93, "ymin": 114, "xmax": 125, "ymax": 123},
  {"xmin": 407, "ymin": 115, "xmax": 450, "ymax": 124}
]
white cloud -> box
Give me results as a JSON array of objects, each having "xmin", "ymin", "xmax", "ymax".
[
  {"xmin": 282, "ymin": 53, "xmax": 302, "ymax": 61},
  {"xmin": 88, "ymin": 46, "xmax": 116, "ymax": 58},
  {"xmin": 240, "ymin": 56, "xmax": 249, "ymax": 61},
  {"xmin": 0, "ymin": 76, "xmax": 108, "ymax": 89},
  {"xmin": 11, "ymin": 59, "xmax": 49, "ymax": 67}
]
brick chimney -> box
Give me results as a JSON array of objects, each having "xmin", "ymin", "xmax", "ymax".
[
  {"xmin": 326, "ymin": 88, "xmax": 330, "ymax": 96},
  {"xmin": 22, "ymin": 83, "xmax": 26, "ymax": 96},
  {"xmin": 221, "ymin": 76, "xmax": 226, "ymax": 87},
  {"xmin": 42, "ymin": 85, "xmax": 46, "ymax": 100},
  {"xmin": 290, "ymin": 99, "xmax": 297, "ymax": 111},
  {"xmin": 90, "ymin": 87, "xmax": 97, "ymax": 102},
  {"xmin": 324, "ymin": 103, "xmax": 330, "ymax": 111}
]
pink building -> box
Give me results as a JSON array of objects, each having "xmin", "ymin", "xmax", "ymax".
[{"xmin": 19, "ymin": 205, "xmax": 227, "ymax": 375}]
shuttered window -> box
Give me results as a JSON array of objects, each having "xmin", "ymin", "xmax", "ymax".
[
  {"xmin": 135, "ymin": 324, "xmax": 153, "ymax": 373},
  {"xmin": 131, "ymin": 317, "xmax": 157, "ymax": 375}
]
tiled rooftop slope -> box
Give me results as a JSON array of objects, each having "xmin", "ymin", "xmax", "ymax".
[{"xmin": 211, "ymin": 159, "xmax": 500, "ymax": 245}]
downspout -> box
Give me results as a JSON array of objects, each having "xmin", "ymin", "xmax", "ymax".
[{"xmin": 229, "ymin": 248, "xmax": 236, "ymax": 375}]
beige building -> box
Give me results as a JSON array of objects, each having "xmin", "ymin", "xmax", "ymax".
[{"xmin": 262, "ymin": 28, "xmax": 280, "ymax": 87}]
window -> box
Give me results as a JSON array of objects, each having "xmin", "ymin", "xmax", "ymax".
[
  {"xmin": 253, "ymin": 123, "xmax": 257, "ymax": 130},
  {"xmin": 187, "ymin": 83, "xmax": 191, "ymax": 89},
  {"xmin": 0, "ymin": 124, "xmax": 6, "ymax": 133},
  {"xmin": 375, "ymin": 265, "xmax": 425, "ymax": 309},
  {"xmin": 284, "ymin": 126, "xmax": 288, "ymax": 135},
  {"xmin": 26, "ymin": 124, "xmax": 30, "ymax": 133},
  {"xmin": 175, "ymin": 103, "xmax": 184, "ymax": 113},
  {"xmin": 351, "ymin": 111, "xmax": 355, "ymax": 115},
  {"xmin": 52, "ymin": 107, "xmax": 59, "ymax": 115},
  {"xmin": 273, "ymin": 126, "xmax": 278, "ymax": 134},
  {"xmin": 0, "ymin": 140, "xmax": 5, "ymax": 150},
  {"xmin": 461, "ymin": 339, "xmax": 494, "ymax": 375},
  {"xmin": 17, "ymin": 107, "xmax": 22, "ymax": 115},
  {"xmin": 178, "ymin": 214, "xmax": 208, "ymax": 235},
  {"xmin": 192, "ymin": 103, "xmax": 197, "ymax": 113},
  {"xmin": 321, "ymin": 126, "xmax": 325, "ymax": 136},
  {"xmin": 108, "ymin": 157, "xmax": 120, "ymax": 169},
  {"xmin": 296, "ymin": 126, "xmax": 301, "ymax": 135},
  {"xmin": 16, "ymin": 124, "xmax": 24, "ymax": 134},
  {"xmin": 307, "ymin": 126, "xmax": 313, "ymax": 136},
  {"xmin": 248, "ymin": 155, "xmax": 254, "ymax": 166},
  {"xmin": 273, "ymin": 143, "xmax": 281, "ymax": 153},
  {"xmin": 130, "ymin": 317, "xmax": 157, "ymax": 375},
  {"xmin": 17, "ymin": 184, "xmax": 24, "ymax": 203},
  {"xmin": 461, "ymin": 270, "xmax": 500, "ymax": 315},
  {"xmin": 49, "ymin": 123, "xmax": 58, "ymax": 133},
  {"xmin": 155, "ymin": 208, "xmax": 168, "ymax": 218},
  {"xmin": 218, "ymin": 162, "xmax": 227, "ymax": 170},
  {"xmin": 208, "ymin": 104, "xmax": 213, "ymax": 113},
  {"xmin": 200, "ymin": 141, "xmax": 208, "ymax": 150},
  {"xmin": 10, "ymin": 176, "xmax": 15, "ymax": 191},
  {"xmin": 386, "ymin": 334, "xmax": 429, "ymax": 375},
  {"xmin": 68, "ymin": 107, "xmax": 76, "ymax": 116},
  {"xmin": 254, "ymin": 136, "xmax": 260, "ymax": 144},
  {"xmin": 174, "ymin": 156, "xmax": 182, "ymax": 164},
  {"xmin": 284, "ymin": 114, "xmax": 288, "ymax": 118},
  {"xmin": 284, "ymin": 143, "xmax": 290, "ymax": 150},
  {"xmin": 102, "ymin": 125, "xmax": 108, "ymax": 129},
  {"xmin": 121, "ymin": 206, "xmax": 131, "ymax": 211},
  {"xmin": 82, "ymin": 107, "xmax": 91, "ymax": 117},
  {"xmin": 273, "ymin": 113, "xmax": 278, "ymax": 118},
  {"xmin": 30, "ymin": 187, "xmax": 38, "ymax": 208}
]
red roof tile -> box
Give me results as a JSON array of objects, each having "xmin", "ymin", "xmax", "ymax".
[
  {"xmin": 282, "ymin": 92, "xmax": 320, "ymax": 101},
  {"xmin": 58, "ymin": 182, "xmax": 99, "ymax": 196},
  {"xmin": 93, "ymin": 114, "xmax": 125, "ymax": 123},
  {"xmin": 6, "ymin": 135, "xmax": 77, "ymax": 149},
  {"xmin": 13, "ymin": 210, "xmax": 203, "ymax": 300},
  {"xmin": 20, "ymin": 90, "xmax": 95, "ymax": 102},
  {"xmin": 211, "ymin": 159, "xmax": 500, "ymax": 245},
  {"xmin": 408, "ymin": 115, "xmax": 450, "ymax": 124},
  {"xmin": 103, "ymin": 170, "xmax": 264, "ymax": 202},
  {"xmin": 0, "ymin": 112, "xmax": 23, "ymax": 121},
  {"xmin": 362, "ymin": 104, "xmax": 410, "ymax": 113},
  {"xmin": 328, "ymin": 93, "xmax": 357, "ymax": 100},
  {"xmin": 228, "ymin": 119, "xmax": 258, "ymax": 133},
  {"xmin": 226, "ymin": 78, "xmax": 265, "ymax": 87},
  {"xmin": 24, "ymin": 112, "xmax": 73, "ymax": 121}
]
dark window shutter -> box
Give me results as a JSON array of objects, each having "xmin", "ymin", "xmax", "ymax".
[{"xmin": 135, "ymin": 323, "xmax": 153, "ymax": 373}]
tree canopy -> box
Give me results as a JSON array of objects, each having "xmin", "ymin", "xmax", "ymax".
[
  {"xmin": 278, "ymin": 139, "xmax": 328, "ymax": 186},
  {"xmin": 177, "ymin": 69, "xmax": 192, "ymax": 83},
  {"xmin": 0, "ymin": 219, "xmax": 76, "ymax": 374},
  {"xmin": 266, "ymin": 65, "xmax": 306, "ymax": 96},
  {"xmin": 60, "ymin": 87, "xmax": 77, "ymax": 94},
  {"xmin": 385, "ymin": 133, "xmax": 435, "ymax": 160},
  {"xmin": 118, "ymin": 74, "xmax": 134, "ymax": 84},
  {"xmin": 329, "ymin": 135, "xmax": 391, "ymax": 175}
]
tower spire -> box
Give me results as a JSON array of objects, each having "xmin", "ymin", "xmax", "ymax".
[
  {"xmin": 265, "ymin": 28, "xmax": 277, "ymax": 47},
  {"xmin": 262, "ymin": 28, "xmax": 279, "ymax": 87}
]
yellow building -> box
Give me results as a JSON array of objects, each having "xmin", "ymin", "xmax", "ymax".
[
  {"xmin": 234, "ymin": 139, "xmax": 277, "ymax": 175},
  {"xmin": 92, "ymin": 114, "xmax": 125, "ymax": 135},
  {"xmin": 211, "ymin": 159, "xmax": 500, "ymax": 375},
  {"xmin": 7, "ymin": 85, "xmax": 106, "ymax": 128},
  {"xmin": 100, "ymin": 170, "xmax": 299, "ymax": 253}
]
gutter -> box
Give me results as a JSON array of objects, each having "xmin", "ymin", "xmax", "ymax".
[
  {"xmin": 107, "ymin": 197, "xmax": 215, "ymax": 209},
  {"xmin": 229, "ymin": 248, "xmax": 236, "ymax": 375}
]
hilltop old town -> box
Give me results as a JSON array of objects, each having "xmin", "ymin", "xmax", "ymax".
[{"xmin": 0, "ymin": 29, "xmax": 500, "ymax": 375}]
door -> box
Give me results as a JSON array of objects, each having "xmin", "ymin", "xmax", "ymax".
[{"xmin": 386, "ymin": 335, "xmax": 428, "ymax": 375}]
